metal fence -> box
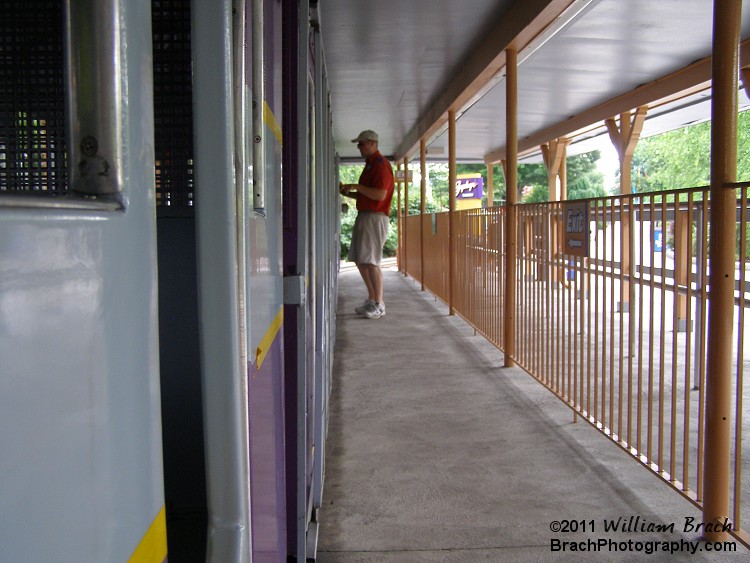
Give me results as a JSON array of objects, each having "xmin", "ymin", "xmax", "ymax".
[{"xmin": 400, "ymin": 185, "xmax": 749, "ymax": 546}]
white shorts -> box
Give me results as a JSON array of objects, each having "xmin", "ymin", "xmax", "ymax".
[{"xmin": 348, "ymin": 211, "xmax": 389, "ymax": 265}]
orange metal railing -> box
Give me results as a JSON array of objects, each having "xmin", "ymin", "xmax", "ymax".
[
  {"xmin": 404, "ymin": 212, "xmax": 422, "ymax": 283},
  {"xmin": 400, "ymin": 186, "xmax": 750, "ymax": 546},
  {"xmin": 408, "ymin": 212, "xmax": 450, "ymax": 303},
  {"xmin": 453, "ymin": 207, "xmax": 505, "ymax": 349}
]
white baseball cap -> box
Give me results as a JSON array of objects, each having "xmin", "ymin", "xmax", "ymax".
[{"xmin": 351, "ymin": 130, "xmax": 379, "ymax": 143}]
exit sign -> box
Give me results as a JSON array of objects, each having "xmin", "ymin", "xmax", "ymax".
[{"xmin": 562, "ymin": 201, "xmax": 589, "ymax": 257}]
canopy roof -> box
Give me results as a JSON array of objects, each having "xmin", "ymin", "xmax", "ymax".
[{"xmin": 319, "ymin": 0, "xmax": 750, "ymax": 164}]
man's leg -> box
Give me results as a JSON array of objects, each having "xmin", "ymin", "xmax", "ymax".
[
  {"xmin": 370, "ymin": 264, "xmax": 383, "ymax": 305},
  {"xmin": 358, "ymin": 263, "xmax": 383, "ymax": 305},
  {"xmin": 356, "ymin": 263, "xmax": 376, "ymax": 301}
]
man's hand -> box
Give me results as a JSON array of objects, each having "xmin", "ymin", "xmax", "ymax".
[{"xmin": 339, "ymin": 182, "xmax": 357, "ymax": 198}]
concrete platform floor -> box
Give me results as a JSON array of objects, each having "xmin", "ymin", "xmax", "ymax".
[{"xmin": 317, "ymin": 261, "xmax": 749, "ymax": 562}]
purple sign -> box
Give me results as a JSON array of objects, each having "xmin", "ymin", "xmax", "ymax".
[{"xmin": 455, "ymin": 175, "xmax": 484, "ymax": 199}]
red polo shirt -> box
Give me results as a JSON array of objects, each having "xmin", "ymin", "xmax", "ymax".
[{"xmin": 356, "ymin": 151, "xmax": 394, "ymax": 214}]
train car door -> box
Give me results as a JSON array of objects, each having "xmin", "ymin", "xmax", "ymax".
[
  {"xmin": 192, "ymin": 0, "xmax": 288, "ymax": 560},
  {"xmin": 283, "ymin": 2, "xmax": 341, "ymax": 558},
  {"xmin": 282, "ymin": 0, "xmax": 317, "ymax": 558},
  {"xmin": 0, "ymin": 1, "xmax": 166, "ymax": 561}
]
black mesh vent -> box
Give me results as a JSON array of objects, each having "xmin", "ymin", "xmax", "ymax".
[
  {"xmin": 153, "ymin": 0, "xmax": 195, "ymax": 207},
  {"xmin": 0, "ymin": 1, "xmax": 196, "ymax": 203},
  {"xmin": 0, "ymin": 0, "xmax": 67, "ymax": 194}
]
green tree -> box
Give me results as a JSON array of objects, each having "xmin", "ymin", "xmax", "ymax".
[
  {"xmin": 518, "ymin": 162, "xmax": 547, "ymax": 201},
  {"xmin": 338, "ymin": 164, "xmax": 361, "ymax": 259},
  {"xmin": 522, "ymin": 183, "xmax": 548, "ymax": 203},
  {"xmin": 632, "ymin": 122, "xmax": 711, "ymax": 192},
  {"xmin": 632, "ymin": 109, "xmax": 750, "ymax": 192},
  {"xmin": 566, "ymin": 150, "xmax": 607, "ymax": 199},
  {"xmin": 427, "ymin": 162, "xmax": 449, "ymax": 209},
  {"xmin": 488, "ymin": 163, "xmax": 508, "ymax": 205},
  {"xmin": 739, "ymin": 110, "xmax": 750, "ymax": 181},
  {"xmin": 517, "ymin": 151, "xmax": 606, "ymax": 202}
]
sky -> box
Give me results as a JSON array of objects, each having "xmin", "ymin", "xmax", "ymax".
[{"xmin": 594, "ymin": 140, "xmax": 620, "ymax": 193}]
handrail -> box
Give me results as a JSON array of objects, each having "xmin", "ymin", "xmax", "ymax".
[{"xmin": 400, "ymin": 183, "xmax": 750, "ymax": 548}]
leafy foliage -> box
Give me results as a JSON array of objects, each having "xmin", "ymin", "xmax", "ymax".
[
  {"xmin": 632, "ymin": 109, "xmax": 750, "ymax": 192},
  {"xmin": 632, "ymin": 123, "xmax": 711, "ymax": 192}
]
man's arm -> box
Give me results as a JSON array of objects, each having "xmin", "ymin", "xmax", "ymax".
[
  {"xmin": 340, "ymin": 183, "xmax": 386, "ymax": 201},
  {"xmin": 339, "ymin": 182, "xmax": 359, "ymax": 199}
]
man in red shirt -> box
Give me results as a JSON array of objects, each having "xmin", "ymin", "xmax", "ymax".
[{"xmin": 339, "ymin": 130, "xmax": 394, "ymax": 319}]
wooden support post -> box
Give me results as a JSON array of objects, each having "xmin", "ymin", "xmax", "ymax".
[
  {"xmin": 486, "ymin": 163, "xmax": 494, "ymax": 207},
  {"xmin": 403, "ymin": 156, "xmax": 409, "ymax": 276},
  {"xmin": 559, "ymin": 152, "xmax": 567, "ymax": 202},
  {"xmin": 606, "ymin": 107, "xmax": 647, "ymax": 315},
  {"xmin": 703, "ymin": 0, "xmax": 740, "ymax": 541},
  {"xmin": 541, "ymin": 139, "xmax": 566, "ymax": 202},
  {"xmin": 560, "ymin": 153, "xmax": 569, "ymax": 287},
  {"xmin": 542, "ymin": 138, "xmax": 569, "ymax": 284},
  {"xmin": 396, "ymin": 162, "xmax": 402, "ymax": 272},
  {"xmin": 449, "ymin": 109, "xmax": 457, "ymax": 316},
  {"xmin": 504, "ymin": 48, "xmax": 517, "ymax": 368},
  {"xmin": 420, "ymin": 139, "xmax": 426, "ymax": 291}
]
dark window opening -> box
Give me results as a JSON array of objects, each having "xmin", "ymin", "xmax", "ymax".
[
  {"xmin": 153, "ymin": 0, "xmax": 195, "ymax": 208},
  {"xmin": 0, "ymin": 0, "xmax": 67, "ymax": 195}
]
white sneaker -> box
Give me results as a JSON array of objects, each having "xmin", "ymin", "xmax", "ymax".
[
  {"xmin": 355, "ymin": 299, "xmax": 376, "ymax": 315},
  {"xmin": 363, "ymin": 301, "xmax": 385, "ymax": 319}
]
